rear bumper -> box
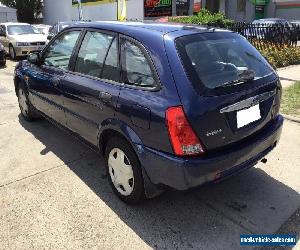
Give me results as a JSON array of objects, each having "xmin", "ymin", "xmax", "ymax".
[{"xmin": 138, "ymin": 115, "xmax": 284, "ymax": 191}]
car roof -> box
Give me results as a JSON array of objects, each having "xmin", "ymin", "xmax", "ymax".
[
  {"xmin": 56, "ymin": 21, "xmax": 87, "ymax": 26},
  {"xmin": 65, "ymin": 21, "xmax": 227, "ymax": 36}
]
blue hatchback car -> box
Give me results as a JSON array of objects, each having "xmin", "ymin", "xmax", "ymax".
[{"xmin": 14, "ymin": 22, "xmax": 283, "ymax": 204}]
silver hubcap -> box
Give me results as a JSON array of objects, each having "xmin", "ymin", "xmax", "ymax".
[
  {"xmin": 18, "ymin": 88, "xmax": 28, "ymax": 116},
  {"xmin": 108, "ymin": 148, "xmax": 134, "ymax": 196}
]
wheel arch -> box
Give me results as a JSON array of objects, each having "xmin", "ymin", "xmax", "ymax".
[
  {"xmin": 98, "ymin": 119, "xmax": 164, "ymax": 199},
  {"xmin": 14, "ymin": 72, "xmax": 27, "ymax": 97},
  {"xmin": 97, "ymin": 119, "xmax": 143, "ymax": 157}
]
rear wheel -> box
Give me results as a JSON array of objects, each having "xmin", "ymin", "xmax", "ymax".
[
  {"xmin": 17, "ymin": 84, "xmax": 38, "ymax": 121},
  {"xmin": 105, "ymin": 137, "xmax": 145, "ymax": 204}
]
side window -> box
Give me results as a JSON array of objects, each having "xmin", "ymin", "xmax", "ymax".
[
  {"xmin": 121, "ymin": 40, "xmax": 156, "ymax": 87},
  {"xmin": 74, "ymin": 31, "xmax": 114, "ymax": 78},
  {"xmin": 43, "ymin": 30, "xmax": 80, "ymax": 69},
  {"xmin": 101, "ymin": 38, "xmax": 119, "ymax": 82}
]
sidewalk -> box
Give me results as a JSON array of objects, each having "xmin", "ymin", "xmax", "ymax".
[{"xmin": 276, "ymin": 64, "xmax": 300, "ymax": 88}]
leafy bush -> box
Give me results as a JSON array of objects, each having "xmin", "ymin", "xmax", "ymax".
[
  {"xmin": 168, "ymin": 9, "xmax": 233, "ymax": 27},
  {"xmin": 259, "ymin": 45, "xmax": 300, "ymax": 68}
]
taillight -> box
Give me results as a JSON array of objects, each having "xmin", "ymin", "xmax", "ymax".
[{"xmin": 166, "ymin": 106, "xmax": 205, "ymax": 156}]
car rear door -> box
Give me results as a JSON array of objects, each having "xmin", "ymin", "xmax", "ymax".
[
  {"xmin": 60, "ymin": 29, "xmax": 121, "ymax": 145},
  {"xmin": 27, "ymin": 29, "xmax": 82, "ymax": 126}
]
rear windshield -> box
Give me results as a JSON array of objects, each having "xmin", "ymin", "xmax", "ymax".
[{"xmin": 176, "ymin": 32, "xmax": 273, "ymax": 91}]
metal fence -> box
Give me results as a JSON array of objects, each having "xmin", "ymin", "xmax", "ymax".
[{"xmin": 227, "ymin": 23, "xmax": 300, "ymax": 50}]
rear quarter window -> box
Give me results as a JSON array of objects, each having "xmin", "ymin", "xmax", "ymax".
[{"xmin": 121, "ymin": 39, "xmax": 156, "ymax": 88}]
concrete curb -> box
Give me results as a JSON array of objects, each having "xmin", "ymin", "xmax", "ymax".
[
  {"xmin": 282, "ymin": 114, "xmax": 300, "ymax": 124},
  {"xmin": 276, "ymin": 64, "xmax": 300, "ymax": 72}
]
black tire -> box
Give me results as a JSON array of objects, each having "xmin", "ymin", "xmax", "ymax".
[
  {"xmin": 105, "ymin": 137, "xmax": 145, "ymax": 204},
  {"xmin": 0, "ymin": 56, "xmax": 6, "ymax": 67},
  {"xmin": 17, "ymin": 83, "xmax": 39, "ymax": 121},
  {"xmin": 9, "ymin": 45, "xmax": 16, "ymax": 60}
]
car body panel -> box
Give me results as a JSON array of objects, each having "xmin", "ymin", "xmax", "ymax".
[
  {"xmin": 139, "ymin": 115, "xmax": 283, "ymax": 190},
  {"xmin": 61, "ymin": 71, "xmax": 121, "ymax": 145},
  {"xmin": 25, "ymin": 64, "xmax": 67, "ymax": 125},
  {"xmin": 14, "ymin": 22, "xmax": 284, "ymax": 196}
]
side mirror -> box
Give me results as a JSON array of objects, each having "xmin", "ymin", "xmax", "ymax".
[
  {"xmin": 28, "ymin": 52, "xmax": 40, "ymax": 65},
  {"xmin": 47, "ymin": 34, "xmax": 53, "ymax": 40}
]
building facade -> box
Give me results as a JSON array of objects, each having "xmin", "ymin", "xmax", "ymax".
[
  {"xmin": 0, "ymin": 4, "xmax": 17, "ymax": 23},
  {"xmin": 43, "ymin": 0, "xmax": 199, "ymax": 25},
  {"xmin": 43, "ymin": 0, "xmax": 300, "ymax": 25},
  {"xmin": 202, "ymin": 0, "xmax": 300, "ymax": 22}
]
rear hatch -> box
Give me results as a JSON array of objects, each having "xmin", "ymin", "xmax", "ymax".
[{"xmin": 174, "ymin": 32, "xmax": 281, "ymax": 152}]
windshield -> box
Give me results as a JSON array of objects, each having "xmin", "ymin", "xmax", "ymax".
[
  {"xmin": 7, "ymin": 25, "xmax": 41, "ymax": 35},
  {"xmin": 176, "ymin": 32, "xmax": 273, "ymax": 90}
]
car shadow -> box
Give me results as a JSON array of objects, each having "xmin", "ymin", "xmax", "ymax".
[
  {"xmin": 280, "ymin": 77, "xmax": 298, "ymax": 82},
  {"xmin": 18, "ymin": 115, "xmax": 300, "ymax": 249}
]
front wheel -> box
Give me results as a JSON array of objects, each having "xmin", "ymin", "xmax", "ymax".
[
  {"xmin": 105, "ymin": 137, "xmax": 145, "ymax": 204},
  {"xmin": 17, "ymin": 84, "xmax": 38, "ymax": 121},
  {"xmin": 0, "ymin": 56, "xmax": 6, "ymax": 67},
  {"xmin": 9, "ymin": 45, "xmax": 16, "ymax": 60}
]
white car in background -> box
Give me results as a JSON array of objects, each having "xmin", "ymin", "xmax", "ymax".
[
  {"xmin": 0, "ymin": 22, "xmax": 47, "ymax": 60},
  {"xmin": 33, "ymin": 24, "xmax": 52, "ymax": 36}
]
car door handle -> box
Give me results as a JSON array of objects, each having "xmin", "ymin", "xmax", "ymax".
[{"xmin": 99, "ymin": 91, "xmax": 112, "ymax": 103}]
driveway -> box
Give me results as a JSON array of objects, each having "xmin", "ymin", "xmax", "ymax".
[{"xmin": 0, "ymin": 60, "xmax": 299, "ymax": 250}]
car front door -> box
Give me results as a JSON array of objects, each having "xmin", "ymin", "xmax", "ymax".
[
  {"xmin": 60, "ymin": 29, "xmax": 121, "ymax": 145},
  {"xmin": 26, "ymin": 29, "xmax": 82, "ymax": 125}
]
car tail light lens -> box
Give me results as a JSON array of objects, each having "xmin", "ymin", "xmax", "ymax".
[{"xmin": 166, "ymin": 106, "xmax": 205, "ymax": 156}]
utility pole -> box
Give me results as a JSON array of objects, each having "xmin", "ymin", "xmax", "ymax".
[{"xmin": 77, "ymin": 0, "xmax": 83, "ymax": 20}]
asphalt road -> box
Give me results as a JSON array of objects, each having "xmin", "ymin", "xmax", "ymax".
[{"xmin": 0, "ymin": 60, "xmax": 299, "ymax": 250}]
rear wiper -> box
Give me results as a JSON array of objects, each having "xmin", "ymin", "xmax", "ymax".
[{"xmin": 216, "ymin": 70, "xmax": 255, "ymax": 88}]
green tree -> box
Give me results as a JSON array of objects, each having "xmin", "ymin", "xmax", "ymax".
[{"xmin": 0, "ymin": 0, "xmax": 43, "ymax": 23}]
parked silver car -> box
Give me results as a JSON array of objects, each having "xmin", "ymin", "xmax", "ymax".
[{"xmin": 0, "ymin": 22, "xmax": 47, "ymax": 60}]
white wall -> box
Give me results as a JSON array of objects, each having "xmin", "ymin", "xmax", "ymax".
[
  {"xmin": 126, "ymin": 0, "xmax": 144, "ymax": 21},
  {"xmin": 43, "ymin": 0, "xmax": 75, "ymax": 24}
]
